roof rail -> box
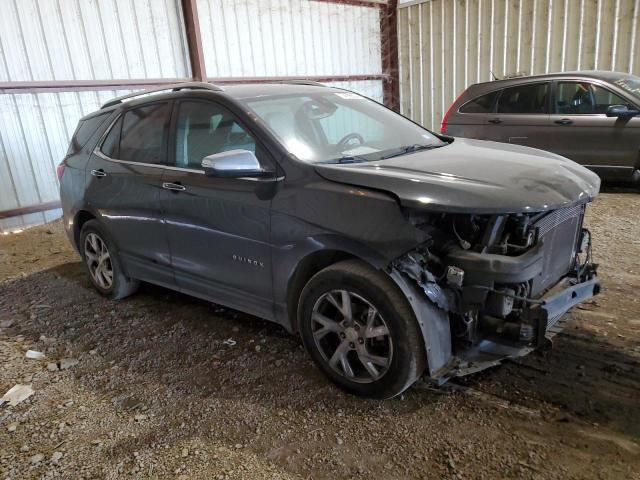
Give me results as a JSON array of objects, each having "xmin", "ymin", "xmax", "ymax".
[
  {"xmin": 276, "ymin": 79, "xmax": 327, "ymax": 87},
  {"xmin": 101, "ymin": 82, "xmax": 223, "ymax": 109}
]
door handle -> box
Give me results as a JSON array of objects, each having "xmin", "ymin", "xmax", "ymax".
[
  {"xmin": 162, "ymin": 182, "xmax": 186, "ymax": 192},
  {"xmin": 488, "ymin": 118, "xmax": 503, "ymax": 124},
  {"xmin": 554, "ymin": 118, "xmax": 573, "ymax": 125},
  {"xmin": 90, "ymin": 169, "xmax": 106, "ymax": 178}
]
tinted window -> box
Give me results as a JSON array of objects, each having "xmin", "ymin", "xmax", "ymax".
[
  {"xmin": 175, "ymin": 101, "xmax": 256, "ymax": 169},
  {"xmin": 556, "ymin": 81, "xmax": 633, "ymax": 114},
  {"xmin": 118, "ymin": 103, "xmax": 170, "ymax": 164},
  {"xmin": 459, "ymin": 91, "xmax": 499, "ymax": 113},
  {"xmin": 101, "ymin": 117, "xmax": 122, "ymax": 158},
  {"xmin": 67, "ymin": 113, "xmax": 110, "ymax": 155},
  {"xmin": 496, "ymin": 83, "xmax": 549, "ymax": 114}
]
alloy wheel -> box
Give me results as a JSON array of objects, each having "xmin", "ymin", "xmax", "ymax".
[
  {"xmin": 311, "ymin": 290, "xmax": 393, "ymax": 383},
  {"xmin": 84, "ymin": 232, "xmax": 113, "ymax": 289}
]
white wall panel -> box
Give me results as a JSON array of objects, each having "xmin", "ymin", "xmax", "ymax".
[
  {"xmin": 0, "ymin": 90, "xmax": 134, "ymax": 232},
  {"xmin": 0, "ymin": 0, "xmax": 190, "ymax": 81},
  {"xmin": 399, "ymin": 0, "xmax": 640, "ymax": 130},
  {"xmin": 197, "ymin": 0, "xmax": 382, "ymax": 77}
]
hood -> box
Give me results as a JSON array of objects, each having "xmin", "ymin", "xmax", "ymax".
[{"xmin": 314, "ymin": 138, "xmax": 601, "ymax": 214}]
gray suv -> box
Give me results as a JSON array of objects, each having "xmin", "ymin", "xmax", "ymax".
[
  {"xmin": 59, "ymin": 82, "xmax": 600, "ymax": 398},
  {"xmin": 442, "ymin": 71, "xmax": 640, "ymax": 185}
]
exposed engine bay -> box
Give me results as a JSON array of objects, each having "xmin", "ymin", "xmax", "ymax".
[{"xmin": 390, "ymin": 203, "xmax": 600, "ymax": 381}]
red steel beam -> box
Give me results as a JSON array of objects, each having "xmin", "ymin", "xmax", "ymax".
[
  {"xmin": 208, "ymin": 74, "xmax": 388, "ymax": 85},
  {"xmin": 380, "ymin": 0, "xmax": 400, "ymax": 111},
  {"xmin": 0, "ymin": 201, "xmax": 61, "ymax": 220},
  {"xmin": 180, "ymin": 0, "xmax": 207, "ymax": 81}
]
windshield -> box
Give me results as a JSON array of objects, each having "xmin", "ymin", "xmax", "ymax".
[
  {"xmin": 242, "ymin": 91, "xmax": 446, "ymax": 163},
  {"xmin": 612, "ymin": 74, "xmax": 640, "ymax": 100}
]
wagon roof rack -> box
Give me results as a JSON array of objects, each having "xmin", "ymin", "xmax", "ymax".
[{"xmin": 101, "ymin": 82, "xmax": 223, "ymax": 109}]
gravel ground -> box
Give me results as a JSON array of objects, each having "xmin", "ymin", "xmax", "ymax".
[{"xmin": 1, "ymin": 191, "xmax": 639, "ymax": 479}]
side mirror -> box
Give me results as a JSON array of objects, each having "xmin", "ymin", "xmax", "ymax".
[
  {"xmin": 201, "ymin": 150, "xmax": 264, "ymax": 177},
  {"xmin": 606, "ymin": 104, "xmax": 640, "ymax": 118}
]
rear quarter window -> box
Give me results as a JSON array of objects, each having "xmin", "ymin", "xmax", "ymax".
[
  {"xmin": 67, "ymin": 113, "xmax": 110, "ymax": 155},
  {"xmin": 459, "ymin": 91, "xmax": 499, "ymax": 113}
]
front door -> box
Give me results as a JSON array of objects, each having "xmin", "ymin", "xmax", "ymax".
[
  {"xmin": 85, "ymin": 101, "xmax": 174, "ymax": 287},
  {"xmin": 547, "ymin": 80, "xmax": 640, "ymax": 180},
  {"xmin": 161, "ymin": 99, "xmax": 277, "ymax": 319},
  {"xmin": 483, "ymin": 82, "xmax": 553, "ymax": 150}
]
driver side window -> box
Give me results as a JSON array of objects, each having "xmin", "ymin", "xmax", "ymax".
[
  {"xmin": 555, "ymin": 82, "xmax": 632, "ymax": 114},
  {"xmin": 175, "ymin": 101, "xmax": 257, "ymax": 169}
]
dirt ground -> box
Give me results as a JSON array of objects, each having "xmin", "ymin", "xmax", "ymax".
[{"xmin": 1, "ymin": 191, "xmax": 639, "ymax": 480}]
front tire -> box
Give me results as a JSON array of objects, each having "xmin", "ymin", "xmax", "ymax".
[
  {"xmin": 80, "ymin": 220, "xmax": 139, "ymax": 300},
  {"xmin": 298, "ymin": 260, "xmax": 426, "ymax": 399}
]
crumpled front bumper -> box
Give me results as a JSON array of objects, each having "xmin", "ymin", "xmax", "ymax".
[
  {"xmin": 538, "ymin": 276, "xmax": 601, "ymax": 332},
  {"xmin": 448, "ymin": 272, "xmax": 601, "ymax": 378}
]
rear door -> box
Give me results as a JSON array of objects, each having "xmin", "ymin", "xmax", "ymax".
[
  {"xmin": 160, "ymin": 99, "xmax": 277, "ymax": 319},
  {"xmin": 85, "ymin": 101, "xmax": 175, "ymax": 287},
  {"xmin": 483, "ymin": 82, "xmax": 553, "ymax": 150},
  {"xmin": 547, "ymin": 80, "xmax": 640, "ymax": 179}
]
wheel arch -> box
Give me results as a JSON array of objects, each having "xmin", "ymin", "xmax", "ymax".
[
  {"xmin": 73, "ymin": 210, "xmax": 97, "ymax": 250},
  {"xmin": 286, "ymin": 249, "xmax": 359, "ymax": 333}
]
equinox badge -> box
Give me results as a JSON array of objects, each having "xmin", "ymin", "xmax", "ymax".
[{"xmin": 232, "ymin": 254, "xmax": 264, "ymax": 268}]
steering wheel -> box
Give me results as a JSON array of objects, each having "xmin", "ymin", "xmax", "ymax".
[{"xmin": 336, "ymin": 132, "xmax": 365, "ymax": 150}]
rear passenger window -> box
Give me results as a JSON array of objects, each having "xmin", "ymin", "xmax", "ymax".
[
  {"xmin": 119, "ymin": 103, "xmax": 170, "ymax": 164},
  {"xmin": 496, "ymin": 83, "xmax": 549, "ymax": 114},
  {"xmin": 101, "ymin": 117, "xmax": 122, "ymax": 158},
  {"xmin": 67, "ymin": 112, "xmax": 110, "ymax": 155},
  {"xmin": 459, "ymin": 91, "xmax": 499, "ymax": 113}
]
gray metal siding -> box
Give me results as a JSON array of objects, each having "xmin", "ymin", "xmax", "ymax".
[
  {"xmin": 0, "ymin": 90, "xmax": 134, "ymax": 232},
  {"xmin": 0, "ymin": 0, "xmax": 190, "ymax": 82},
  {"xmin": 399, "ymin": 0, "xmax": 640, "ymax": 130},
  {"xmin": 197, "ymin": 0, "xmax": 383, "ymax": 78}
]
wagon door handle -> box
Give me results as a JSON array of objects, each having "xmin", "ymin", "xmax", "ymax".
[
  {"xmin": 162, "ymin": 182, "xmax": 186, "ymax": 192},
  {"xmin": 554, "ymin": 118, "xmax": 573, "ymax": 125},
  {"xmin": 488, "ymin": 117, "xmax": 503, "ymax": 124},
  {"xmin": 90, "ymin": 169, "xmax": 106, "ymax": 178}
]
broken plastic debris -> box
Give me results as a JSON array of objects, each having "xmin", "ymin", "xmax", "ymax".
[
  {"xmin": 59, "ymin": 358, "xmax": 79, "ymax": 370},
  {"xmin": 222, "ymin": 338, "xmax": 237, "ymax": 347},
  {"xmin": 1, "ymin": 384, "xmax": 34, "ymax": 407},
  {"xmin": 25, "ymin": 350, "xmax": 45, "ymax": 360}
]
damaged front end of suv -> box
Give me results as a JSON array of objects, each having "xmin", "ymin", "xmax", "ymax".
[{"xmin": 390, "ymin": 205, "xmax": 600, "ymax": 382}]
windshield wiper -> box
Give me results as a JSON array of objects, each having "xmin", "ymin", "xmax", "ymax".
[
  {"xmin": 381, "ymin": 143, "xmax": 444, "ymax": 160},
  {"xmin": 319, "ymin": 155, "xmax": 369, "ymax": 164}
]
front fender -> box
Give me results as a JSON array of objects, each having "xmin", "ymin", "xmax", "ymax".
[{"xmin": 388, "ymin": 270, "xmax": 453, "ymax": 379}]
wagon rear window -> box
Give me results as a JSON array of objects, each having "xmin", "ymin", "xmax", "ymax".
[{"xmin": 459, "ymin": 91, "xmax": 499, "ymax": 113}]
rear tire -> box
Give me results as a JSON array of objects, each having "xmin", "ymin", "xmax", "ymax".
[
  {"xmin": 298, "ymin": 259, "xmax": 426, "ymax": 399},
  {"xmin": 80, "ymin": 220, "xmax": 139, "ymax": 300}
]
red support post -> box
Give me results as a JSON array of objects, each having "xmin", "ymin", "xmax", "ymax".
[
  {"xmin": 380, "ymin": 0, "xmax": 400, "ymax": 112},
  {"xmin": 181, "ymin": 0, "xmax": 207, "ymax": 81}
]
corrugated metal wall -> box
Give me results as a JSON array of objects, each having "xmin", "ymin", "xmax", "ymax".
[
  {"xmin": 0, "ymin": 0, "xmax": 188, "ymax": 231},
  {"xmin": 0, "ymin": 0, "xmax": 190, "ymax": 82},
  {"xmin": 197, "ymin": 0, "xmax": 382, "ymax": 77},
  {"xmin": 398, "ymin": 0, "xmax": 640, "ymax": 130}
]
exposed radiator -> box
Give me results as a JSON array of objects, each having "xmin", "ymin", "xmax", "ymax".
[{"xmin": 531, "ymin": 204, "xmax": 585, "ymax": 296}]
